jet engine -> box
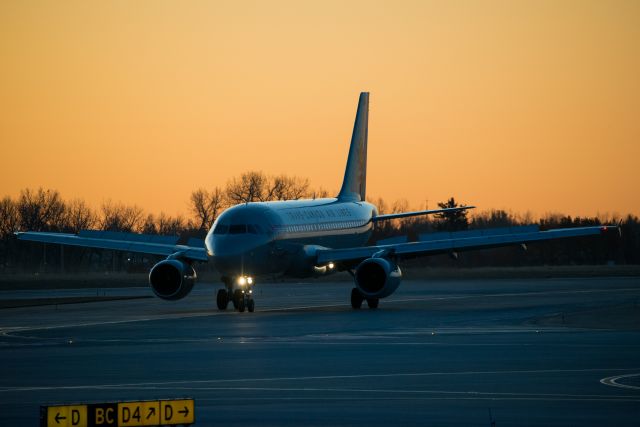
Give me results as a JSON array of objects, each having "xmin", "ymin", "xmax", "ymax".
[
  {"xmin": 149, "ymin": 259, "xmax": 196, "ymax": 300},
  {"xmin": 354, "ymin": 257, "xmax": 402, "ymax": 299}
]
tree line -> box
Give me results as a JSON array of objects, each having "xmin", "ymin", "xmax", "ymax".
[{"xmin": 0, "ymin": 172, "xmax": 638, "ymax": 273}]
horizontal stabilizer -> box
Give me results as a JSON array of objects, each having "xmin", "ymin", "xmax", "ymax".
[
  {"xmin": 373, "ymin": 206, "xmax": 476, "ymax": 222},
  {"xmin": 418, "ymin": 225, "xmax": 539, "ymax": 241}
]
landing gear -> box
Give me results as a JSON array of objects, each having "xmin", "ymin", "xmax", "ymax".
[
  {"xmin": 236, "ymin": 289, "xmax": 254, "ymax": 313},
  {"xmin": 351, "ymin": 288, "xmax": 379, "ymax": 309},
  {"xmin": 217, "ymin": 276, "xmax": 256, "ymax": 313},
  {"xmin": 216, "ymin": 289, "xmax": 229, "ymax": 310},
  {"xmin": 351, "ymin": 288, "xmax": 364, "ymax": 309},
  {"xmin": 233, "ymin": 289, "xmax": 242, "ymax": 309}
]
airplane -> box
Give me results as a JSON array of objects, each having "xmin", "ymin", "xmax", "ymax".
[{"xmin": 16, "ymin": 92, "xmax": 618, "ymax": 312}]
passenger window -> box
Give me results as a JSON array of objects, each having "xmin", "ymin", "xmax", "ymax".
[
  {"xmin": 214, "ymin": 224, "xmax": 229, "ymax": 234},
  {"xmin": 229, "ymin": 224, "xmax": 247, "ymax": 234}
]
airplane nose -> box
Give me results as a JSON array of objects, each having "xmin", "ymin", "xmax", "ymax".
[
  {"xmin": 205, "ymin": 203, "xmax": 276, "ymax": 275},
  {"xmin": 212, "ymin": 236, "xmax": 271, "ymax": 276},
  {"xmin": 211, "ymin": 234, "xmax": 265, "ymax": 257}
]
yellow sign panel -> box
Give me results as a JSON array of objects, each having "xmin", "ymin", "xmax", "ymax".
[
  {"xmin": 46, "ymin": 405, "xmax": 87, "ymax": 427},
  {"xmin": 139, "ymin": 401, "xmax": 160, "ymax": 426},
  {"xmin": 161, "ymin": 399, "xmax": 195, "ymax": 425},
  {"xmin": 118, "ymin": 401, "xmax": 160, "ymax": 427},
  {"xmin": 43, "ymin": 399, "xmax": 193, "ymax": 427}
]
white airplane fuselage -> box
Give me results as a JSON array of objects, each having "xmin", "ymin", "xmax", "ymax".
[{"xmin": 205, "ymin": 198, "xmax": 378, "ymax": 279}]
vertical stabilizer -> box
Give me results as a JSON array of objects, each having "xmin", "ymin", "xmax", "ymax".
[{"xmin": 337, "ymin": 92, "xmax": 369, "ymax": 202}]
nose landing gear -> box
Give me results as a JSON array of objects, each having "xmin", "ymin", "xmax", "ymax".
[
  {"xmin": 235, "ymin": 288, "xmax": 254, "ymax": 312},
  {"xmin": 217, "ymin": 276, "xmax": 255, "ymax": 313}
]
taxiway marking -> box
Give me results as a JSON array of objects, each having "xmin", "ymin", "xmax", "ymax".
[
  {"xmin": 600, "ymin": 373, "xmax": 640, "ymax": 390},
  {"xmin": 1, "ymin": 367, "xmax": 638, "ymax": 393}
]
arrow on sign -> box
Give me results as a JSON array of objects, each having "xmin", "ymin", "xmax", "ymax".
[
  {"xmin": 178, "ymin": 406, "xmax": 189, "ymax": 417},
  {"xmin": 147, "ymin": 406, "xmax": 156, "ymax": 420},
  {"xmin": 55, "ymin": 413, "xmax": 66, "ymax": 423}
]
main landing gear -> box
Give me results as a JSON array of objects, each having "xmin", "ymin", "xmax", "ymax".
[
  {"xmin": 217, "ymin": 276, "xmax": 255, "ymax": 313},
  {"xmin": 350, "ymin": 288, "xmax": 378, "ymax": 310}
]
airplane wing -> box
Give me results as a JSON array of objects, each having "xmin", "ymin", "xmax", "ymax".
[
  {"xmin": 372, "ymin": 206, "xmax": 475, "ymax": 222},
  {"xmin": 15, "ymin": 230, "xmax": 208, "ymax": 262},
  {"xmin": 316, "ymin": 225, "xmax": 617, "ymax": 265}
]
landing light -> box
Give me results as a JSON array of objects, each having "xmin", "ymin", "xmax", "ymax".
[
  {"xmin": 328, "ymin": 262, "xmax": 335, "ymax": 269},
  {"xmin": 237, "ymin": 276, "xmax": 253, "ymax": 286}
]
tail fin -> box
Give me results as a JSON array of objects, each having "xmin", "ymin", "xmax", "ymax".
[{"xmin": 337, "ymin": 92, "xmax": 369, "ymax": 202}]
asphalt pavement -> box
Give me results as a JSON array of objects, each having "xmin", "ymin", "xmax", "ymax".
[{"xmin": 1, "ymin": 276, "xmax": 639, "ymax": 426}]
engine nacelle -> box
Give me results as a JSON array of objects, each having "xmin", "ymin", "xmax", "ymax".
[
  {"xmin": 149, "ymin": 259, "xmax": 196, "ymax": 300},
  {"xmin": 354, "ymin": 257, "xmax": 402, "ymax": 299}
]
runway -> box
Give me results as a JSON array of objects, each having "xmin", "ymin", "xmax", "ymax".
[{"xmin": 1, "ymin": 276, "xmax": 639, "ymax": 425}]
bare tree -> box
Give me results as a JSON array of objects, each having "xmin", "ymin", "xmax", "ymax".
[
  {"xmin": 226, "ymin": 171, "xmax": 315, "ymax": 205},
  {"xmin": 225, "ymin": 171, "xmax": 268, "ymax": 204},
  {"xmin": 470, "ymin": 209, "xmax": 517, "ymax": 229},
  {"xmin": 140, "ymin": 214, "xmax": 158, "ymax": 234},
  {"xmin": 371, "ymin": 196, "xmax": 387, "ymax": 215},
  {"xmin": 207, "ymin": 187, "xmax": 225, "ymax": 225},
  {"xmin": 267, "ymin": 175, "xmax": 310, "ymax": 201},
  {"xmin": 391, "ymin": 199, "xmax": 409, "ymax": 214},
  {"xmin": 0, "ymin": 197, "xmax": 19, "ymax": 238},
  {"xmin": 156, "ymin": 213, "xmax": 185, "ymax": 236},
  {"xmin": 18, "ymin": 188, "xmax": 66, "ymax": 231},
  {"xmin": 190, "ymin": 187, "xmax": 225, "ymax": 230},
  {"xmin": 311, "ymin": 187, "xmax": 331, "ymax": 199},
  {"xmin": 63, "ymin": 199, "xmax": 96, "ymax": 233},
  {"xmin": 190, "ymin": 189, "xmax": 209, "ymax": 229},
  {"xmin": 387, "ymin": 199, "xmax": 408, "ymax": 230},
  {"xmin": 99, "ymin": 201, "xmax": 144, "ymax": 232}
]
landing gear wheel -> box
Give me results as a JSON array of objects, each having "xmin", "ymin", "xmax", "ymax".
[
  {"xmin": 366, "ymin": 298, "xmax": 379, "ymax": 309},
  {"xmin": 248, "ymin": 299, "xmax": 255, "ymax": 313},
  {"xmin": 216, "ymin": 289, "xmax": 229, "ymax": 310},
  {"xmin": 233, "ymin": 289, "xmax": 242, "ymax": 309},
  {"xmin": 238, "ymin": 297, "xmax": 246, "ymax": 312},
  {"xmin": 351, "ymin": 288, "xmax": 364, "ymax": 309}
]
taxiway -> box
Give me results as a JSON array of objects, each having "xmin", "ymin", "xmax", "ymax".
[{"xmin": 1, "ymin": 276, "xmax": 639, "ymax": 425}]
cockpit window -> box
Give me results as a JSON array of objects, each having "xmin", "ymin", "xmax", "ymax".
[
  {"xmin": 229, "ymin": 224, "xmax": 247, "ymax": 234},
  {"xmin": 213, "ymin": 224, "xmax": 229, "ymax": 234},
  {"xmin": 215, "ymin": 223, "xmax": 264, "ymax": 235}
]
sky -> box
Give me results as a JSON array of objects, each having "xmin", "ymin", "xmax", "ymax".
[{"xmin": 1, "ymin": 0, "xmax": 639, "ymax": 219}]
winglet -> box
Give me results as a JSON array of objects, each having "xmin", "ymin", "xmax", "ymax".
[{"xmin": 337, "ymin": 92, "xmax": 369, "ymax": 202}]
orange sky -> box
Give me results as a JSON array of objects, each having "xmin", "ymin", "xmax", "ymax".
[{"xmin": 1, "ymin": 0, "xmax": 639, "ymax": 219}]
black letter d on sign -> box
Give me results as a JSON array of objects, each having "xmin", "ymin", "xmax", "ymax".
[{"xmin": 165, "ymin": 404, "xmax": 173, "ymax": 420}]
